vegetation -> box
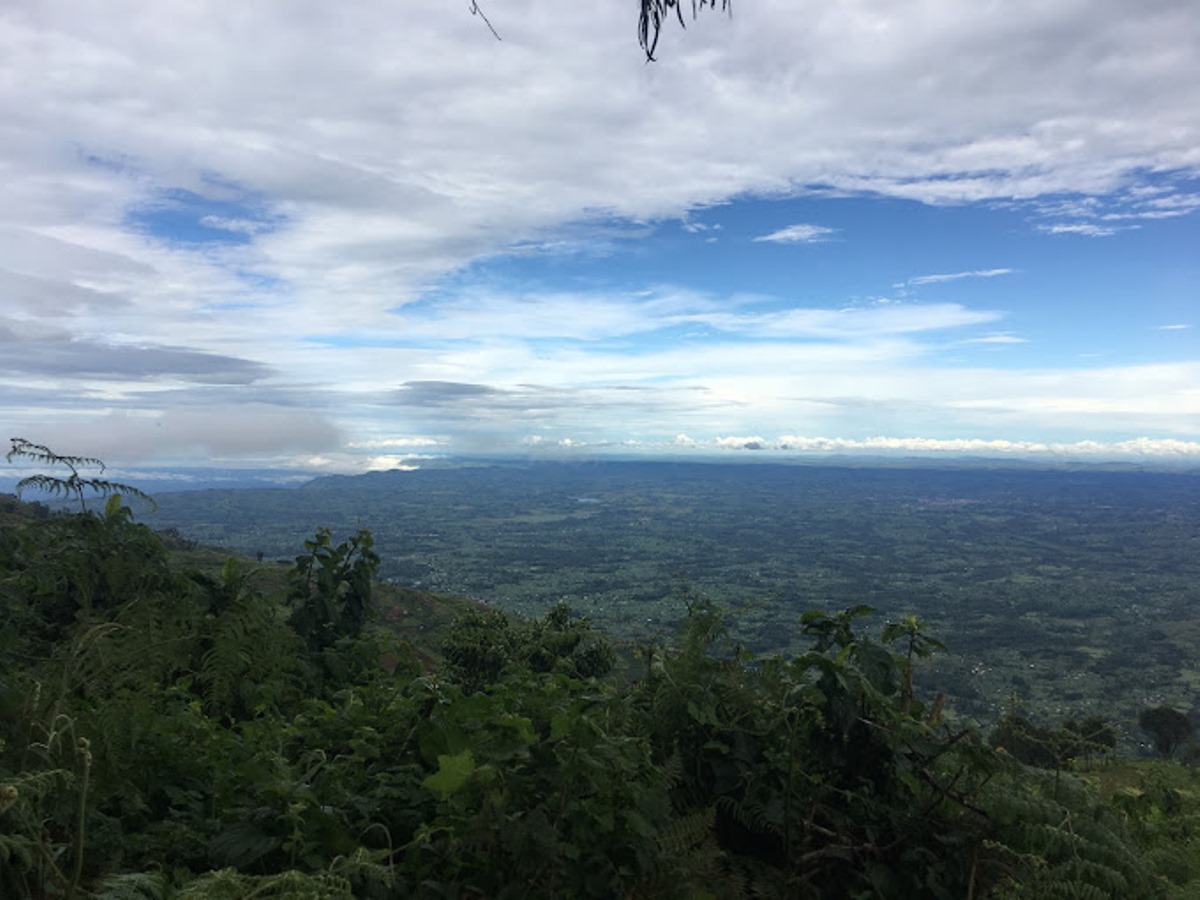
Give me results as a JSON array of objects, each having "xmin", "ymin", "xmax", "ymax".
[
  {"xmin": 1139, "ymin": 707, "xmax": 1195, "ymax": 760},
  {"xmin": 7, "ymin": 438, "xmax": 154, "ymax": 514},
  {"xmin": 3, "ymin": 487, "xmax": 1200, "ymax": 897},
  {"xmin": 144, "ymin": 460, "xmax": 1200, "ymax": 745}
]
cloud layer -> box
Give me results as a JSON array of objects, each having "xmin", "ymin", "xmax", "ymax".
[{"xmin": 1, "ymin": 1, "xmax": 1197, "ymax": 466}]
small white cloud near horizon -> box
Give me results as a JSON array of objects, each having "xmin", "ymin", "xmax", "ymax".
[
  {"xmin": 714, "ymin": 435, "xmax": 1200, "ymax": 459},
  {"xmin": 346, "ymin": 434, "xmax": 1200, "ymax": 462},
  {"xmin": 1156, "ymin": 323, "xmax": 1191, "ymax": 331},
  {"xmin": 346, "ymin": 436, "xmax": 446, "ymax": 449},
  {"xmin": 753, "ymin": 224, "xmax": 837, "ymax": 244}
]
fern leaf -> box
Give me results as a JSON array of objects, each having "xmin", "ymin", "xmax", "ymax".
[{"xmin": 93, "ymin": 871, "xmax": 170, "ymax": 900}]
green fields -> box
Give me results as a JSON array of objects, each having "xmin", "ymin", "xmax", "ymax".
[{"xmin": 145, "ymin": 460, "xmax": 1200, "ymax": 743}]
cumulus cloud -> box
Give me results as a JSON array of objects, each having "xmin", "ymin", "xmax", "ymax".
[{"xmin": 715, "ymin": 435, "xmax": 768, "ymax": 450}]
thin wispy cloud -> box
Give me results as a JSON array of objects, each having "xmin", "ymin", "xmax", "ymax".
[
  {"xmin": 1036, "ymin": 223, "xmax": 1128, "ymax": 238},
  {"xmin": 752, "ymin": 224, "xmax": 837, "ymax": 244},
  {"xmin": 905, "ymin": 268, "xmax": 1014, "ymax": 286},
  {"xmin": 965, "ymin": 333, "xmax": 1027, "ymax": 345},
  {"xmin": 198, "ymin": 215, "xmax": 272, "ymax": 235},
  {"xmin": 684, "ymin": 302, "xmax": 1002, "ymax": 339}
]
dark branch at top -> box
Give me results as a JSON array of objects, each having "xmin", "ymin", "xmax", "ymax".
[
  {"xmin": 639, "ymin": 0, "xmax": 731, "ymax": 61},
  {"xmin": 469, "ymin": 1, "xmax": 501, "ymax": 42}
]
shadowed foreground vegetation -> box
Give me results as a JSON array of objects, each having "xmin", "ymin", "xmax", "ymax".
[{"xmin": 3, "ymin": 495, "xmax": 1200, "ymax": 898}]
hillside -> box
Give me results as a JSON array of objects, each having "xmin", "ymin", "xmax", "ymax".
[
  {"xmin": 3, "ymin": 492, "xmax": 1200, "ymax": 897},
  {"xmin": 143, "ymin": 460, "xmax": 1200, "ymax": 747}
]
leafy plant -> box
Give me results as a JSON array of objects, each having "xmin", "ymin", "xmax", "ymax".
[
  {"xmin": 442, "ymin": 600, "xmax": 616, "ymax": 692},
  {"xmin": 1, "ymin": 486, "xmax": 1194, "ymax": 898},
  {"xmin": 7, "ymin": 439, "xmax": 154, "ymax": 513},
  {"xmin": 288, "ymin": 528, "xmax": 379, "ymax": 653}
]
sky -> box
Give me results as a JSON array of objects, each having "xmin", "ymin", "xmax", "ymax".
[{"xmin": 2, "ymin": 0, "xmax": 1199, "ymax": 477}]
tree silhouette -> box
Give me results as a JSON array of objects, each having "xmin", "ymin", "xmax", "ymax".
[{"xmin": 1138, "ymin": 706, "xmax": 1194, "ymax": 759}]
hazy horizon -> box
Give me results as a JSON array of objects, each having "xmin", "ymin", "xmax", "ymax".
[{"xmin": 5, "ymin": 450, "xmax": 1199, "ymax": 503}]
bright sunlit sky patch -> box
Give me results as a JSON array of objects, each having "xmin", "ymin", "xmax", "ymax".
[{"xmin": 2, "ymin": 0, "xmax": 1198, "ymax": 472}]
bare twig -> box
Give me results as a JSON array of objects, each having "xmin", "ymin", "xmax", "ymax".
[{"xmin": 469, "ymin": 1, "xmax": 501, "ymax": 42}]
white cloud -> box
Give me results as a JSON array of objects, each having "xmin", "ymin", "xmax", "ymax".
[
  {"xmin": 485, "ymin": 433, "xmax": 1200, "ymax": 461},
  {"xmin": 753, "ymin": 224, "xmax": 837, "ymax": 244},
  {"xmin": 346, "ymin": 437, "xmax": 446, "ymax": 449},
  {"xmin": 1157, "ymin": 323, "xmax": 1191, "ymax": 331},
  {"xmin": 762, "ymin": 435, "xmax": 1200, "ymax": 458},
  {"xmin": 683, "ymin": 302, "xmax": 1003, "ymax": 339},
  {"xmin": 715, "ymin": 435, "xmax": 768, "ymax": 449},
  {"xmin": 1, "ymin": 1, "xmax": 1198, "ymax": 465},
  {"xmin": 1036, "ymin": 222, "xmax": 1126, "ymax": 237},
  {"xmin": 965, "ymin": 333, "xmax": 1027, "ymax": 345},
  {"xmin": 905, "ymin": 268, "xmax": 1014, "ymax": 286},
  {"xmin": 198, "ymin": 215, "xmax": 269, "ymax": 235}
]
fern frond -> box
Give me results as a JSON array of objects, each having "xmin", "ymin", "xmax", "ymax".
[
  {"xmin": 659, "ymin": 806, "xmax": 716, "ymax": 856},
  {"xmin": 175, "ymin": 868, "xmax": 354, "ymax": 899},
  {"xmin": 716, "ymin": 794, "xmax": 779, "ymax": 837},
  {"xmin": 2, "ymin": 768, "xmax": 74, "ymax": 801},
  {"xmin": 8, "ymin": 438, "xmax": 156, "ymax": 511},
  {"xmin": 8, "ymin": 438, "xmax": 105, "ymax": 471},
  {"xmin": 93, "ymin": 871, "xmax": 170, "ymax": 900},
  {"xmin": 662, "ymin": 749, "xmax": 685, "ymax": 792},
  {"xmin": 198, "ymin": 564, "xmax": 295, "ymax": 718}
]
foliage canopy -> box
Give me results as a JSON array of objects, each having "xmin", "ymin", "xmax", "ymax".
[
  {"xmin": 1139, "ymin": 706, "xmax": 1195, "ymax": 760},
  {"xmin": 1, "ymin": 488, "xmax": 1196, "ymax": 897}
]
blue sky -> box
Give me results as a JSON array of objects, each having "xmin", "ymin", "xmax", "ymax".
[{"xmin": 1, "ymin": 1, "xmax": 1198, "ymax": 474}]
